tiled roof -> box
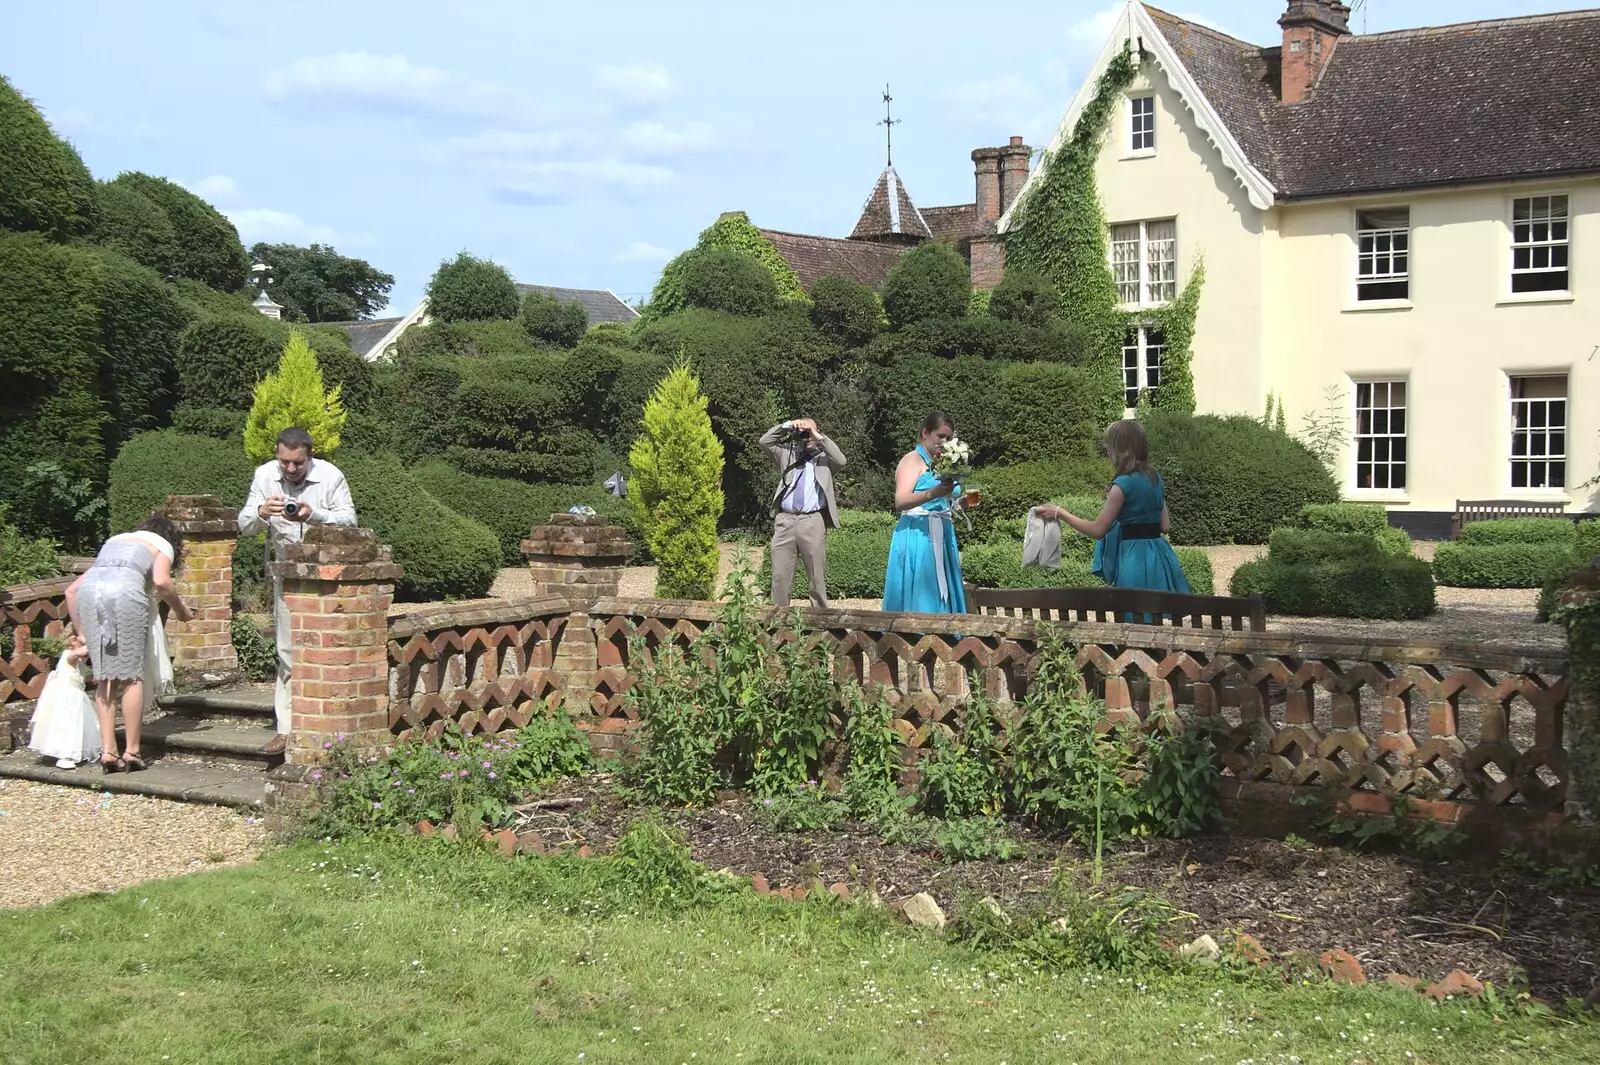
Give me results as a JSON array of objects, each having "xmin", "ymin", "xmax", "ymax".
[
  {"xmin": 515, "ymin": 284, "xmax": 639, "ymax": 324},
  {"xmin": 1147, "ymin": 5, "xmax": 1600, "ymax": 199},
  {"xmin": 759, "ymin": 229, "xmax": 910, "ymax": 291},
  {"xmin": 849, "ymin": 167, "xmax": 934, "ymax": 242},
  {"xmin": 920, "ymin": 203, "xmax": 983, "ymax": 245},
  {"xmin": 324, "ymin": 316, "xmax": 403, "ymax": 358}
]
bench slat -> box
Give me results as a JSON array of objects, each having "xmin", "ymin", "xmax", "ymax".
[
  {"xmin": 1452, "ymin": 498, "xmax": 1570, "ymax": 538},
  {"xmin": 963, "ymin": 585, "xmax": 1267, "ymax": 632}
]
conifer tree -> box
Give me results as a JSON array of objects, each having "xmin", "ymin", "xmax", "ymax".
[
  {"xmin": 628, "ymin": 358, "xmax": 724, "ymax": 599},
  {"xmin": 243, "ymin": 330, "xmax": 346, "ymax": 462}
]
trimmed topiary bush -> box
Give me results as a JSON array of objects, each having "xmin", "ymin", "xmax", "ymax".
[
  {"xmin": 809, "ymin": 274, "xmax": 882, "ymax": 347},
  {"xmin": 0, "ymin": 74, "xmax": 98, "ymax": 241},
  {"xmin": 987, "ymin": 268, "xmax": 1061, "ymax": 327},
  {"xmin": 998, "ymin": 361, "xmax": 1123, "ymax": 464},
  {"xmin": 520, "ymin": 290, "xmax": 588, "ymax": 348},
  {"xmin": 176, "ymin": 313, "xmax": 368, "ymax": 413},
  {"xmin": 105, "ymin": 173, "xmax": 248, "ymax": 292},
  {"xmin": 90, "ymin": 248, "xmax": 190, "ymax": 455},
  {"xmin": 1433, "ymin": 541, "xmax": 1577, "ymax": 589},
  {"xmin": 1141, "ymin": 411, "xmax": 1339, "ymax": 545},
  {"xmin": 425, "ymin": 252, "xmax": 520, "ymax": 323},
  {"xmin": 1458, "ymin": 518, "xmax": 1578, "ymax": 547},
  {"xmin": 881, "ymin": 242, "xmax": 970, "ymax": 329},
  {"xmin": 644, "ymin": 212, "xmax": 806, "ymax": 320},
  {"xmin": 1267, "ymin": 528, "xmax": 1384, "ymax": 566},
  {"xmin": 1230, "ymin": 555, "xmax": 1435, "ymax": 619},
  {"xmin": 678, "ymin": 247, "xmax": 779, "ymax": 317},
  {"xmin": 1174, "ymin": 546, "xmax": 1214, "ymax": 596},
  {"xmin": 94, "ymin": 179, "xmax": 179, "ymax": 277},
  {"xmin": 338, "ymin": 451, "xmax": 502, "ymax": 602},
  {"xmin": 1287, "ymin": 502, "xmax": 1410, "ymax": 557},
  {"xmin": 108, "ymin": 430, "xmax": 256, "ymax": 533}
]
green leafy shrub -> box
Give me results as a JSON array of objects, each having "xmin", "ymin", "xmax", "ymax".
[
  {"xmin": 961, "ymin": 542, "xmax": 1098, "ymax": 591},
  {"xmin": 1231, "ymin": 555, "xmax": 1436, "ymax": 618},
  {"xmin": 425, "ymin": 251, "xmax": 520, "ymax": 323},
  {"xmin": 757, "ymin": 521, "xmax": 893, "ymax": 600},
  {"xmin": 809, "ymin": 274, "xmax": 882, "ymax": 347},
  {"xmin": 678, "ymin": 247, "xmax": 779, "ymax": 317},
  {"xmin": 1142, "ymin": 720, "xmax": 1221, "ymax": 837},
  {"xmin": 105, "ymin": 173, "xmax": 248, "ymax": 292},
  {"xmin": 1141, "ymin": 411, "xmax": 1339, "ymax": 545},
  {"xmin": 1173, "ymin": 547, "xmax": 1214, "ymax": 595},
  {"xmin": 170, "ymin": 404, "xmax": 246, "ymax": 440},
  {"xmin": 338, "ymin": 450, "xmax": 502, "ymax": 602},
  {"xmin": 0, "ymin": 73, "xmax": 98, "ymax": 240},
  {"xmin": 752, "ymin": 781, "xmax": 846, "ymax": 833},
  {"xmin": 0, "ymin": 503, "xmax": 60, "ymax": 586},
  {"xmin": 107, "ymin": 430, "xmax": 255, "ymax": 533},
  {"xmin": 881, "ymin": 242, "xmax": 970, "ymax": 329},
  {"xmin": 987, "ymin": 268, "xmax": 1061, "ymax": 327},
  {"xmin": 1287, "ymin": 502, "xmax": 1410, "ymax": 557},
  {"xmin": 243, "ymin": 331, "xmax": 346, "ymax": 463},
  {"xmin": 1433, "ymin": 541, "xmax": 1578, "ymax": 589},
  {"xmin": 918, "ymin": 696, "xmax": 1006, "ymax": 819},
  {"xmin": 628, "ymin": 361, "xmax": 724, "ymax": 599},
  {"xmin": 1459, "ymin": 518, "xmax": 1579, "ymax": 547},
  {"xmin": 841, "ymin": 680, "xmax": 904, "ymax": 819},
  {"xmin": 176, "ymin": 313, "xmax": 369, "ymax": 413},
  {"xmin": 998, "ymin": 361, "xmax": 1123, "ymax": 464},
  {"xmin": 519, "ymin": 290, "xmax": 588, "ymax": 348},
  {"xmin": 644, "ymin": 212, "xmax": 806, "ymax": 319},
  {"xmin": 231, "ymin": 615, "xmax": 276, "ymax": 683},
  {"xmin": 933, "ymin": 818, "xmax": 1021, "ymax": 863},
  {"xmin": 1577, "ymin": 520, "xmax": 1600, "ymax": 560}
]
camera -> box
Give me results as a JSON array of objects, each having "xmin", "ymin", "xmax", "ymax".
[
  {"xmin": 777, "ymin": 424, "xmax": 811, "ymax": 444},
  {"xmin": 282, "ymin": 500, "xmax": 303, "ymax": 519}
]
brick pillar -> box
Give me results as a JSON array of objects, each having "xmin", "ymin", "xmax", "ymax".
[
  {"xmin": 268, "ymin": 526, "xmax": 402, "ymax": 764},
  {"xmin": 158, "ymin": 494, "xmax": 239, "ymax": 676},
  {"xmin": 522, "ymin": 513, "xmax": 634, "ymax": 719},
  {"xmin": 970, "ymin": 234, "xmax": 1007, "ymax": 290},
  {"xmin": 1562, "ymin": 558, "xmax": 1600, "ymax": 821}
]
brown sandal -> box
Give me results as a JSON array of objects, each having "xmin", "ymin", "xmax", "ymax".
[
  {"xmin": 100, "ymin": 756, "xmax": 125, "ymax": 774},
  {"xmin": 122, "ymin": 754, "xmax": 147, "ymax": 773}
]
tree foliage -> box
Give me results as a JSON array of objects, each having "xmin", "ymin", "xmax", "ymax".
[
  {"xmin": 679, "ymin": 247, "xmax": 779, "ymax": 317},
  {"xmin": 628, "ymin": 360, "xmax": 724, "ymax": 599},
  {"xmin": 1144, "ymin": 258, "xmax": 1203, "ymax": 414},
  {"xmin": 645, "ymin": 211, "xmax": 805, "ymax": 318},
  {"xmin": 96, "ymin": 178, "xmax": 179, "ymax": 277},
  {"xmin": 243, "ymin": 331, "xmax": 347, "ymax": 463},
  {"xmin": 250, "ymin": 242, "xmax": 395, "ymax": 323},
  {"xmin": 105, "ymin": 172, "xmax": 249, "ymax": 292},
  {"xmin": 0, "ymin": 74, "xmax": 98, "ymax": 241},
  {"xmin": 809, "ymin": 274, "xmax": 882, "ymax": 347},
  {"xmin": 520, "ymin": 289, "xmax": 588, "ymax": 348},
  {"xmin": 176, "ymin": 311, "xmax": 370, "ymax": 413},
  {"xmin": 881, "ymin": 242, "xmax": 971, "ymax": 330},
  {"xmin": 426, "ymin": 251, "xmax": 521, "ymax": 323},
  {"xmin": 988, "ymin": 268, "xmax": 1062, "ymax": 327}
]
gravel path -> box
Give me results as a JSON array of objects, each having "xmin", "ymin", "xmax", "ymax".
[{"xmin": 0, "ymin": 779, "xmax": 269, "ymax": 910}]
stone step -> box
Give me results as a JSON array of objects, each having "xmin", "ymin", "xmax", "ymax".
[
  {"xmin": 118, "ymin": 718, "xmax": 283, "ymax": 768},
  {"xmin": 0, "ymin": 749, "xmax": 266, "ymax": 807},
  {"xmin": 159, "ymin": 685, "xmax": 276, "ymax": 720}
]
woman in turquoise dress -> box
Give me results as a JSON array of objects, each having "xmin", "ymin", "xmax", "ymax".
[
  {"xmin": 883, "ymin": 413, "xmax": 971, "ymax": 613},
  {"xmin": 1038, "ymin": 419, "xmax": 1190, "ymax": 595}
]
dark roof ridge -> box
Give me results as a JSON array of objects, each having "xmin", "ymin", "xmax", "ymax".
[{"xmin": 1346, "ymin": 6, "xmax": 1600, "ymax": 43}]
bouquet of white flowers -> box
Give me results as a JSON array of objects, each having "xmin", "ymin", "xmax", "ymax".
[{"xmin": 931, "ymin": 437, "xmax": 973, "ymax": 481}]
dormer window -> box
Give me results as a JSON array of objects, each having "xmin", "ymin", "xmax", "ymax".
[{"xmin": 1130, "ymin": 96, "xmax": 1155, "ymax": 152}]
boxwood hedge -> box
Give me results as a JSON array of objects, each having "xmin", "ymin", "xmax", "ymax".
[
  {"xmin": 1433, "ymin": 541, "xmax": 1578, "ymax": 589},
  {"xmin": 1230, "ymin": 554, "xmax": 1436, "ymax": 619},
  {"xmin": 1458, "ymin": 517, "xmax": 1578, "ymax": 547}
]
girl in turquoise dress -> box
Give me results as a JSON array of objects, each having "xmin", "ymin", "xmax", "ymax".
[
  {"xmin": 883, "ymin": 413, "xmax": 972, "ymax": 613},
  {"xmin": 1038, "ymin": 419, "xmax": 1190, "ymax": 594}
]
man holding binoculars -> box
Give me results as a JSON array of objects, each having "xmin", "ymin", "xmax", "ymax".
[
  {"xmin": 237, "ymin": 426, "xmax": 357, "ymax": 754},
  {"xmin": 760, "ymin": 417, "xmax": 846, "ymax": 609}
]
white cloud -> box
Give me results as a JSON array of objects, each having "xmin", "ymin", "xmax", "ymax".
[
  {"xmin": 614, "ymin": 241, "xmax": 672, "ymax": 263},
  {"xmin": 595, "ymin": 63, "xmax": 675, "ymax": 105},
  {"xmin": 447, "ymin": 130, "xmax": 571, "ymax": 155},
  {"xmin": 187, "ymin": 174, "xmax": 244, "ymax": 208},
  {"xmin": 177, "ymin": 174, "xmax": 364, "ymax": 246},
  {"xmin": 263, "ymin": 52, "xmax": 523, "ymax": 125},
  {"xmin": 618, "ymin": 120, "xmax": 714, "ymax": 155}
]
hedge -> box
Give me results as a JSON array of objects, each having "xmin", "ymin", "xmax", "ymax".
[
  {"xmin": 0, "ymin": 73, "xmax": 98, "ymax": 241},
  {"xmin": 1141, "ymin": 411, "xmax": 1340, "ymax": 545},
  {"xmin": 987, "ymin": 268, "xmax": 1062, "ymax": 327},
  {"xmin": 1288, "ymin": 503, "xmax": 1410, "ymax": 556},
  {"xmin": 92, "ymin": 248, "xmax": 190, "ymax": 454},
  {"xmin": 95, "ymin": 178, "xmax": 179, "ymax": 277},
  {"xmin": 337, "ymin": 451, "xmax": 502, "ymax": 602},
  {"xmin": 424, "ymin": 252, "xmax": 520, "ymax": 323},
  {"xmin": 960, "ymin": 459, "xmax": 1114, "ymax": 543},
  {"xmin": 1267, "ymin": 528, "xmax": 1383, "ymax": 566},
  {"xmin": 809, "ymin": 275, "xmax": 882, "ymax": 347},
  {"xmin": 176, "ymin": 313, "xmax": 372, "ymax": 413},
  {"xmin": 679, "ymin": 247, "xmax": 779, "ymax": 317},
  {"xmin": 520, "ymin": 290, "xmax": 587, "ymax": 348},
  {"xmin": 758, "ymin": 524, "xmax": 895, "ymax": 602},
  {"xmin": 997, "ymin": 361, "xmax": 1123, "ymax": 464},
  {"xmin": 107, "ymin": 430, "xmax": 256, "ymax": 533},
  {"xmin": 411, "ymin": 460, "xmax": 646, "ymax": 566},
  {"xmin": 105, "ymin": 173, "xmax": 249, "ymax": 292},
  {"xmin": 1230, "ymin": 555, "xmax": 1436, "ymax": 619},
  {"xmin": 1432, "ymin": 541, "xmax": 1578, "ymax": 589},
  {"xmin": 882, "ymin": 242, "xmax": 970, "ymax": 329},
  {"xmin": 1459, "ymin": 517, "xmax": 1578, "ymax": 547}
]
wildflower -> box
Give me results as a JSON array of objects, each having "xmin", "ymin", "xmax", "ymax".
[
  {"xmin": 439, "ymin": 772, "xmax": 452, "ymax": 780},
  {"xmin": 392, "ymin": 780, "xmax": 402, "ymax": 787},
  {"xmin": 407, "ymin": 789, "xmax": 417, "ymax": 795},
  {"xmin": 763, "ymin": 798, "xmax": 773, "ymax": 806},
  {"xmin": 310, "ymin": 771, "xmax": 323, "ymax": 781},
  {"xmin": 372, "ymin": 801, "xmax": 382, "ymax": 810},
  {"xmin": 459, "ymin": 769, "xmax": 470, "ymax": 777},
  {"xmin": 482, "ymin": 761, "xmax": 492, "ymax": 769},
  {"xmin": 488, "ymin": 772, "xmax": 497, "ymax": 779}
]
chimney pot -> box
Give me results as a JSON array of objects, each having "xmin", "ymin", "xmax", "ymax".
[{"xmin": 1009, "ymin": 135, "xmax": 1023, "ymax": 147}]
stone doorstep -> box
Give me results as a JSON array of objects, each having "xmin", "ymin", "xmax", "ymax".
[
  {"xmin": 159, "ymin": 687, "xmax": 276, "ymax": 720},
  {"xmin": 116, "ymin": 717, "xmax": 283, "ymax": 767},
  {"xmin": 0, "ymin": 749, "xmax": 267, "ymax": 807}
]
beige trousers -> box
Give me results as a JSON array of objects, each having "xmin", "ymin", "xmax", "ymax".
[{"xmin": 771, "ymin": 512, "xmax": 829, "ymax": 609}]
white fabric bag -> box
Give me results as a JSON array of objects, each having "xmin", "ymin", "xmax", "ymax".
[{"xmin": 1022, "ymin": 506, "xmax": 1062, "ymax": 569}]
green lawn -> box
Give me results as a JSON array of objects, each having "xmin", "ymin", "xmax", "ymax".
[{"xmin": 1, "ymin": 834, "xmax": 1594, "ymax": 1065}]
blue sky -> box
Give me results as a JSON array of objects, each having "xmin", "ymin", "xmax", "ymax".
[{"xmin": 3, "ymin": 0, "xmax": 1582, "ymax": 316}]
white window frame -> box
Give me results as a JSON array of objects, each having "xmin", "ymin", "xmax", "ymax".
[
  {"xmin": 1349, "ymin": 378, "xmax": 1409, "ymax": 495},
  {"xmin": 1121, "ymin": 325, "xmax": 1166, "ymax": 413},
  {"xmin": 1507, "ymin": 193, "xmax": 1572, "ymax": 298},
  {"xmin": 1128, "ymin": 94, "xmax": 1155, "ymax": 155},
  {"xmin": 1507, "ymin": 373, "xmax": 1570, "ymax": 493},
  {"xmin": 1109, "ymin": 219, "xmax": 1177, "ymax": 309},
  {"xmin": 1353, "ymin": 206, "xmax": 1411, "ymax": 304}
]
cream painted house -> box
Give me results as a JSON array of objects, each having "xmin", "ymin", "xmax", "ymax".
[{"xmin": 1000, "ymin": 0, "xmax": 1600, "ymax": 534}]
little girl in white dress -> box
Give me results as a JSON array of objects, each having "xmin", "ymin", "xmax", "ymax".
[{"xmin": 28, "ymin": 635, "xmax": 102, "ymax": 770}]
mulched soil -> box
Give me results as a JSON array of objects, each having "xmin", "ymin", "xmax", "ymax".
[{"xmin": 515, "ymin": 777, "xmax": 1600, "ymax": 1001}]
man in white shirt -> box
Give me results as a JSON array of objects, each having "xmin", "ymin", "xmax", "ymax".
[
  {"xmin": 760, "ymin": 417, "xmax": 846, "ymax": 609},
  {"xmin": 237, "ymin": 426, "xmax": 358, "ymax": 754}
]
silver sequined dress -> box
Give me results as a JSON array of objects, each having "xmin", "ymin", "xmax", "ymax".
[{"xmin": 76, "ymin": 537, "xmax": 162, "ymax": 681}]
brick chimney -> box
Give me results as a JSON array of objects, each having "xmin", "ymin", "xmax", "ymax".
[
  {"xmin": 1279, "ymin": 0, "xmax": 1351, "ymax": 104},
  {"xmin": 972, "ymin": 146, "xmax": 1002, "ymax": 225},
  {"xmin": 999, "ymin": 136, "xmax": 1031, "ymax": 217}
]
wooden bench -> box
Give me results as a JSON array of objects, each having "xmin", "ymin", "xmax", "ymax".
[
  {"xmin": 963, "ymin": 585, "xmax": 1267, "ymax": 632},
  {"xmin": 1451, "ymin": 499, "xmax": 1569, "ymax": 539}
]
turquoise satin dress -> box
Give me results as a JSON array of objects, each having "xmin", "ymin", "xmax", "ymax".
[
  {"xmin": 1091, "ymin": 473, "xmax": 1191, "ymax": 593},
  {"xmin": 882, "ymin": 446, "xmax": 966, "ymax": 614}
]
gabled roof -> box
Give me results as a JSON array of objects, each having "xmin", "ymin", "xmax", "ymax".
[
  {"xmin": 759, "ymin": 228, "xmax": 910, "ymax": 291},
  {"xmin": 1004, "ymin": 1, "xmax": 1600, "ymax": 227},
  {"xmin": 850, "ymin": 167, "xmax": 934, "ymax": 242},
  {"xmin": 515, "ymin": 284, "xmax": 639, "ymax": 324},
  {"xmin": 324, "ymin": 316, "xmax": 405, "ymax": 359}
]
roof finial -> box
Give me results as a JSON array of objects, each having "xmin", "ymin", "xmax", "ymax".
[{"xmin": 878, "ymin": 83, "xmax": 901, "ymax": 168}]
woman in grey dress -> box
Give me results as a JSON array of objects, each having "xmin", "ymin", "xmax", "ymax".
[{"xmin": 64, "ymin": 515, "xmax": 193, "ymax": 773}]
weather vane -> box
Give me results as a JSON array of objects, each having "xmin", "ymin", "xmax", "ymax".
[{"xmin": 878, "ymin": 84, "xmax": 901, "ymax": 167}]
